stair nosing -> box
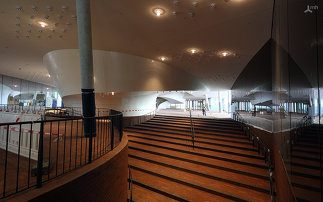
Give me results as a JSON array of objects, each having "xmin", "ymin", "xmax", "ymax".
[
  {"xmin": 128, "ymin": 153, "xmax": 270, "ymax": 194},
  {"xmin": 130, "ymin": 165, "xmax": 250, "ymax": 202},
  {"xmin": 128, "ymin": 139, "xmax": 268, "ymax": 169},
  {"xmin": 126, "ymin": 131, "xmax": 256, "ymax": 151},
  {"xmin": 128, "ymin": 145, "xmax": 269, "ymax": 180},
  {"xmin": 128, "ymin": 134, "xmax": 264, "ymax": 160}
]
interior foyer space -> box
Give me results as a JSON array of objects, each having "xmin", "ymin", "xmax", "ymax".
[{"xmin": 0, "ymin": 0, "xmax": 322, "ymax": 201}]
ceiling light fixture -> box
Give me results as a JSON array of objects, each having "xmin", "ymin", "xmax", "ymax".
[
  {"xmin": 111, "ymin": 92, "xmax": 115, "ymax": 95},
  {"xmin": 153, "ymin": 8, "xmax": 165, "ymax": 16},
  {"xmin": 160, "ymin": 56, "xmax": 167, "ymax": 61},
  {"xmin": 39, "ymin": 21, "xmax": 48, "ymax": 28},
  {"xmin": 188, "ymin": 48, "xmax": 199, "ymax": 54},
  {"xmin": 218, "ymin": 50, "xmax": 233, "ymax": 57}
]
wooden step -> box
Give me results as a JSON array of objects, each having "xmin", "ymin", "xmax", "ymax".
[
  {"xmin": 129, "ymin": 180, "xmax": 185, "ymax": 202},
  {"xmin": 128, "ymin": 149, "xmax": 270, "ymax": 193},
  {"xmin": 147, "ymin": 119, "xmax": 242, "ymax": 129},
  {"xmin": 130, "ymin": 168, "xmax": 237, "ymax": 201},
  {"xmin": 127, "ymin": 132, "xmax": 261, "ymax": 158},
  {"xmin": 128, "ymin": 141, "xmax": 269, "ymax": 178},
  {"xmin": 153, "ymin": 115, "xmax": 237, "ymax": 123},
  {"xmin": 127, "ymin": 116, "xmax": 270, "ymax": 201},
  {"xmin": 293, "ymin": 186, "xmax": 322, "ymax": 202},
  {"xmin": 126, "ymin": 125, "xmax": 248, "ymax": 140},
  {"xmin": 125, "ymin": 127, "xmax": 251, "ymax": 146},
  {"xmin": 141, "ymin": 122, "xmax": 244, "ymax": 134},
  {"xmin": 148, "ymin": 119, "xmax": 241, "ymax": 128},
  {"xmin": 127, "ymin": 135, "xmax": 265, "ymax": 164},
  {"xmin": 129, "ymin": 159, "xmax": 270, "ymax": 201},
  {"xmin": 126, "ymin": 130, "xmax": 254, "ymax": 149}
]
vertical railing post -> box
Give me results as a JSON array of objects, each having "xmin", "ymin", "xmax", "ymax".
[
  {"xmin": 269, "ymin": 167, "xmax": 274, "ymax": 202},
  {"xmin": 3, "ymin": 124, "xmax": 10, "ymax": 196},
  {"xmin": 119, "ymin": 114, "xmax": 123, "ymax": 141},
  {"xmin": 88, "ymin": 117, "xmax": 93, "ymax": 163},
  {"xmin": 111, "ymin": 118, "xmax": 115, "ymax": 150},
  {"xmin": 264, "ymin": 147, "xmax": 267, "ymax": 163},
  {"xmin": 37, "ymin": 121, "xmax": 44, "ymax": 188}
]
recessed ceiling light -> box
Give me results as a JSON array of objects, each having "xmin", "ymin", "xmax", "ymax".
[
  {"xmin": 47, "ymin": 74, "xmax": 51, "ymax": 78},
  {"xmin": 160, "ymin": 56, "xmax": 167, "ymax": 61},
  {"xmin": 153, "ymin": 8, "xmax": 165, "ymax": 16},
  {"xmin": 39, "ymin": 21, "xmax": 48, "ymax": 28},
  {"xmin": 111, "ymin": 92, "xmax": 115, "ymax": 95},
  {"xmin": 14, "ymin": 85, "xmax": 18, "ymax": 88},
  {"xmin": 218, "ymin": 50, "xmax": 233, "ymax": 57},
  {"xmin": 188, "ymin": 48, "xmax": 199, "ymax": 54}
]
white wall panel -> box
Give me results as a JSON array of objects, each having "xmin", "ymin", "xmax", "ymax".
[
  {"xmin": 63, "ymin": 91, "xmax": 158, "ymax": 116},
  {"xmin": 44, "ymin": 50, "xmax": 205, "ymax": 97}
]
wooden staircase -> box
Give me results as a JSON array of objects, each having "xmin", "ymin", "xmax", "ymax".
[
  {"xmin": 125, "ymin": 115, "xmax": 271, "ymax": 201},
  {"xmin": 288, "ymin": 125, "xmax": 323, "ymax": 201}
]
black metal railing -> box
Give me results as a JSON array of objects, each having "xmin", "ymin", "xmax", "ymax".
[
  {"xmin": 0, "ymin": 104, "xmax": 44, "ymax": 115},
  {"xmin": 44, "ymin": 107, "xmax": 112, "ymax": 118},
  {"xmin": 0, "ymin": 110, "xmax": 123, "ymax": 199},
  {"xmin": 125, "ymin": 109, "xmax": 157, "ymax": 127},
  {"xmin": 128, "ymin": 165, "xmax": 133, "ymax": 202},
  {"xmin": 189, "ymin": 109, "xmax": 195, "ymax": 149},
  {"xmin": 232, "ymin": 112, "xmax": 274, "ymax": 201}
]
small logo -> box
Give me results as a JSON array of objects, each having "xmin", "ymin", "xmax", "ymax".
[{"xmin": 304, "ymin": 5, "xmax": 319, "ymax": 14}]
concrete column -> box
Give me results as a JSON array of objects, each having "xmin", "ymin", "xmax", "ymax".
[{"xmin": 76, "ymin": 0, "xmax": 96, "ymax": 137}]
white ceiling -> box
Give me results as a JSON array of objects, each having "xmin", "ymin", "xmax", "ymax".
[{"xmin": 0, "ymin": 0, "xmax": 273, "ymax": 89}]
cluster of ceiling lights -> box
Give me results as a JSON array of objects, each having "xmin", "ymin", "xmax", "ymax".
[
  {"xmin": 158, "ymin": 49, "xmax": 235, "ymax": 62},
  {"xmin": 152, "ymin": 0, "xmax": 232, "ymax": 18},
  {"xmin": 153, "ymin": 1, "xmax": 235, "ymax": 62},
  {"xmin": 15, "ymin": 5, "xmax": 76, "ymax": 39}
]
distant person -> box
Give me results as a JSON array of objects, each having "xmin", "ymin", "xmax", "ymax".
[{"xmin": 202, "ymin": 106, "xmax": 206, "ymax": 116}]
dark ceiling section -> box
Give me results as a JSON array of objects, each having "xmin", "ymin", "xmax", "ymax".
[
  {"xmin": 231, "ymin": 39, "xmax": 272, "ymax": 92},
  {"xmin": 231, "ymin": 38, "xmax": 312, "ymax": 103}
]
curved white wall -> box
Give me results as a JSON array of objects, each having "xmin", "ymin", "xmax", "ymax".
[
  {"xmin": 44, "ymin": 50, "xmax": 205, "ymax": 116},
  {"xmin": 63, "ymin": 91, "xmax": 158, "ymax": 116},
  {"xmin": 44, "ymin": 50, "xmax": 204, "ymax": 97}
]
